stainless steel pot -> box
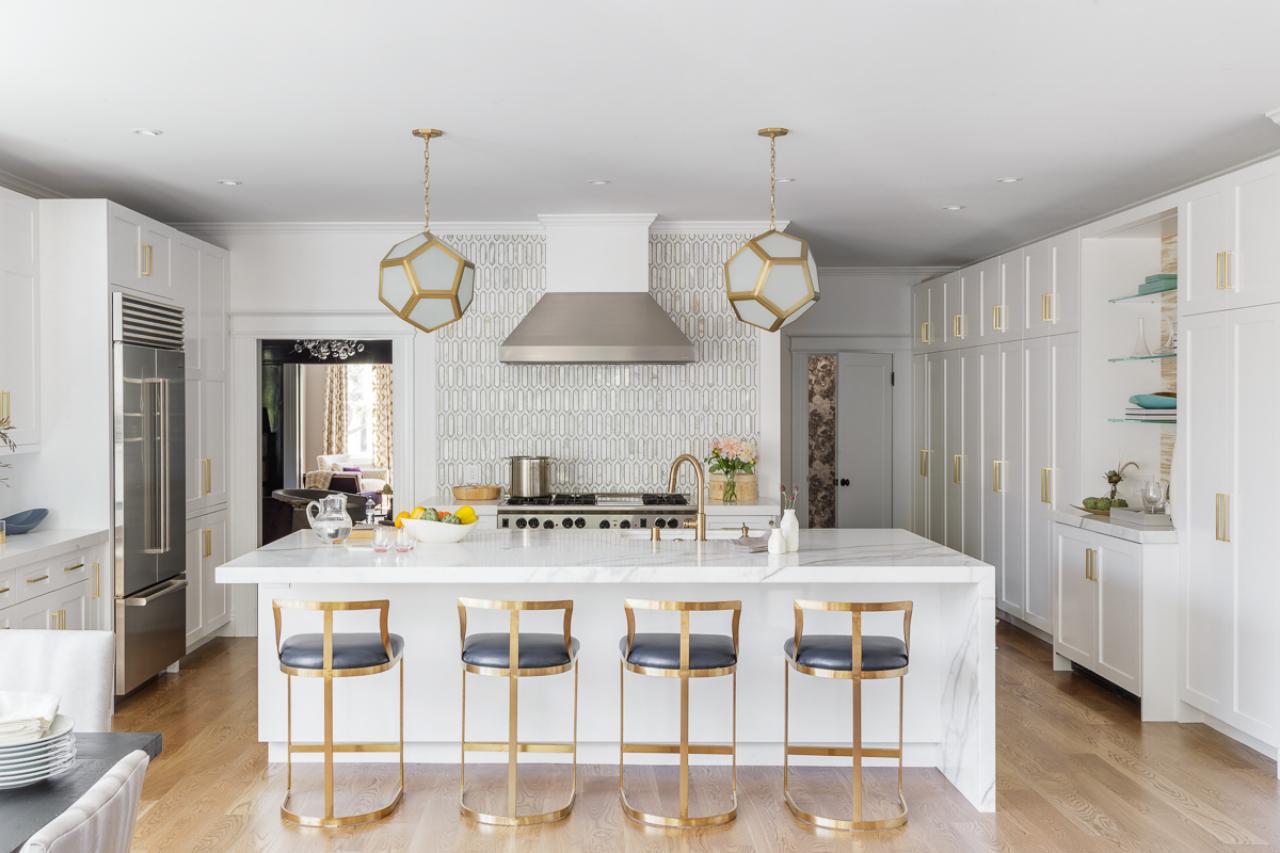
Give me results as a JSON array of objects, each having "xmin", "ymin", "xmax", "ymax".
[{"xmin": 507, "ymin": 456, "xmax": 552, "ymax": 497}]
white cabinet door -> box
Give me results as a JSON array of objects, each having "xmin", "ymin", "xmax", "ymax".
[
  {"xmin": 200, "ymin": 513, "xmax": 229, "ymax": 631},
  {"xmin": 1182, "ymin": 177, "xmax": 1233, "ymax": 316},
  {"xmin": 1050, "ymin": 334, "xmax": 1080, "ymax": 511},
  {"xmin": 139, "ymin": 224, "xmax": 172, "ymax": 297},
  {"xmin": 185, "ymin": 377, "xmax": 204, "ymax": 515},
  {"xmin": 985, "ymin": 251, "xmax": 1024, "ymax": 341},
  {"xmin": 199, "ymin": 249, "xmax": 228, "ymax": 377},
  {"xmin": 911, "ymin": 353, "xmax": 929, "ymax": 536},
  {"xmin": 185, "ymin": 520, "xmax": 204, "ymax": 646},
  {"xmin": 1227, "ymin": 305, "xmax": 1280, "ymax": 743},
  {"xmin": 0, "ymin": 188, "xmax": 39, "ymax": 448},
  {"xmin": 939, "ymin": 274, "xmax": 960, "ymax": 350},
  {"xmin": 173, "ymin": 238, "xmax": 201, "ymax": 371},
  {"xmin": 202, "ymin": 380, "xmax": 227, "ymax": 508},
  {"xmin": 108, "ymin": 205, "xmax": 144, "ymax": 290},
  {"xmin": 952, "ymin": 265, "xmax": 980, "ymax": 346},
  {"xmin": 1025, "ymin": 231, "xmax": 1081, "ymax": 337},
  {"xmin": 913, "ymin": 281, "xmax": 932, "ymax": 350},
  {"xmin": 46, "ymin": 584, "xmax": 89, "ymax": 631},
  {"xmin": 1180, "ymin": 311, "xmax": 1232, "ymax": 716},
  {"xmin": 986, "ymin": 342, "xmax": 1026, "ymax": 618},
  {"xmin": 961, "ymin": 346, "xmax": 984, "ymax": 560},
  {"xmin": 943, "ymin": 350, "xmax": 964, "ymax": 552},
  {"xmin": 1095, "ymin": 535, "xmax": 1142, "ymax": 694},
  {"xmin": 1184, "ymin": 164, "xmax": 1280, "ymax": 316},
  {"xmin": 1054, "ymin": 525, "xmax": 1097, "ymax": 667},
  {"xmin": 927, "ymin": 353, "xmax": 947, "ymax": 544}
]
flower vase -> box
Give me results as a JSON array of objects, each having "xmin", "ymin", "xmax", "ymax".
[
  {"xmin": 722, "ymin": 471, "xmax": 738, "ymax": 504},
  {"xmin": 780, "ymin": 509, "xmax": 799, "ymax": 552}
]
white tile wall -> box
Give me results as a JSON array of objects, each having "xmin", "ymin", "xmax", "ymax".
[{"xmin": 435, "ymin": 232, "xmax": 760, "ymax": 492}]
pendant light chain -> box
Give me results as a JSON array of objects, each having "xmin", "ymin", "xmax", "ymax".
[
  {"xmin": 422, "ymin": 134, "xmax": 432, "ymax": 233},
  {"xmin": 768, "ymin": 134, "xmax": 777, "ymax": 230}
]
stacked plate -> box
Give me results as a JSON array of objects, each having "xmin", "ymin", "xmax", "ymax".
[{"xmin": 0, "ymin": 715, "xmax": 75, "ymax": 789}]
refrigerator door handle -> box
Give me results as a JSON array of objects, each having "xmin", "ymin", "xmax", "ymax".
[
  {"xmin": 141, "ymin": 378, "xmax": 162, "ymax": 555},
  {"xmin": 158, "ymin": 377, "xmax": 171, "ymax": 554},
  {"xmin": 122, "ymin": 576, "xmax": 187, "ymax": 607}
]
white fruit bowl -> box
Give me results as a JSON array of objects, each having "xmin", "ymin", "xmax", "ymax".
[{"xmin": 400, "ymin": 517, "xmax": 477, "ymax": 544}]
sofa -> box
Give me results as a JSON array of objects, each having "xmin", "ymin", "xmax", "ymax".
[{"xmin": 304, "ymin": 454, "xmax": 390, "ymax": 508}]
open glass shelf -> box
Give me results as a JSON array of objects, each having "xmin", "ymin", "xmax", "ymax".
[
  {"xmin": 1109, "ymin": 288, "xmax": 1177, "ymax": 304},
  {"xmin": 1108, "ymin": 417, "xmax": 1176, "ymax": 424},
  {"xmin": 1107, "ymin": 352, "xmax": 1176, "ymax": 362}
]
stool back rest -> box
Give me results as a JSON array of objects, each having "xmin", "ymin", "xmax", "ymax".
[
  {"xmin": 272, "ymin": 599, "xmax": 394, "ymax": 668},
  {"xmin": 456, "ymin": 598, "xmax": 575, "ymax": 660},
  {"xmin": 623, "ymin": 599, "xmax": 742, "ymax": 671},
  {"xmin": 793, "ymin": 599, "xmax": 913, "ymax": 676}
]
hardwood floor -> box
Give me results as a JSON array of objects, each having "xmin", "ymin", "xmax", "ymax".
[{"xmin": 113, "ymin": 624, "xmax": 1279, "ymax": 851}]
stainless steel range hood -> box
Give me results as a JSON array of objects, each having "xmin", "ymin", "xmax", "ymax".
[{"xmin": 499, "ymin": 214, "xmax": 696, "ymax": 364}]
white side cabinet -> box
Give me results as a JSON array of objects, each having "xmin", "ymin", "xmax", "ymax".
[
  {"xmin": 0, "ymin": 542, "xmax": 105, "ymax": 631},
  {"xmin": 1052, "ymin": 519, "xmax": 1178, "ymax": 721},
  {"xmin": 0, "ymin": 187, "xmax": 41, "ymax": 450},
  {"xmin": 186, "ymin": 510, "xmax": 229, "ymax": 649}
]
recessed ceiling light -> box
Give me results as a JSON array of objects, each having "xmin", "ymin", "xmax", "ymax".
[
  {"xmin": 587, "ymin": 179, "xmax": 612, "ymax": 186},
  {"xmin": 942, "ymin": 204, "xmax": 966, "ymax": 211},
  {"xmin": 131, "ymin": 128, "xmax": 163, "ymax": 137},
  {"xmin": 777, "ymin": 177, "xmax": 797, "ymax": 183},
  {"xmin": 996, "ymin": 176, "xmax": 1023, "ymax": 183},
  {"xmin": 215, "ymin": 179, "xmax": 242, "ymax": 187}
]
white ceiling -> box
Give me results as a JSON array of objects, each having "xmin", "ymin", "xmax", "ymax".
[{"xmin": 3, "ymin": 1, "xmax": 1280, "ymax": 265}]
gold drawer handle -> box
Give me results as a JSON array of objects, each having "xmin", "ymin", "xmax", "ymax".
[
  {"xmin": 93, "ymin": 562, "xmax": 101, "ymax": 599},
  {"xmin": 919, "ymin": 320, "xmax": 930, "ymax": 344},
  {"xmin": 1040, "ymin": 292, "xmax": 1055, "ymax": 322},
  {"xmin": 64, "ymin": 563, "xmax": 85, "ymax": 573},
  {"xmin": 26, "ymin": 575, "xmax": 49, "ymax": 584},
  {"xmin": 203, "ymin": 528, "xmax": 213, "ymax": 559},
  {"xmin": 0, "ymin": 587, "xmax": 10, "ymax": 595},
  {"xmin": 991, "ymin": 459, "xmax": 1004, "ymax": 493},
  {"xmin": 991, "ymin": 303, "xmax": 1006, "ymax": 332},
  {"xmin": 952, "ymin": 454, "xmax": 962, "ymax": 484},
  {"xmin": 1216, "ymin": 251, "xmax": 1233, "ymax": 291},
  {"xmin": 1084, "ymin": 548, "xmax": 1098, "ymax": 581},
  {"xmin": 952, "ymin": 314, "xmax": 967, "ymax": 339},
  {"xmin": 919, "ymin": 449, "xmax": 929, "ymax": 477},
  {"xmin": 1215, "ymin": 493, "xmax": 1230, "ymax": 541},
  {"xmin": 203, "ymin": 458, "xmax": 212, "ymax": 496},
  {"xmin": 1040, "ymin": 467, "xmax": 1053, "ymax": 504},
  {"xmin": 141, "ymin": 242, "xmax": 154, "ymax": 277}
]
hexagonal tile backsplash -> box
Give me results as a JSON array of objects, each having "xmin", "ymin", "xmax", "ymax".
[{"xmin": 435, "ymin": 231, "xmax": 761, "ymax": 493}]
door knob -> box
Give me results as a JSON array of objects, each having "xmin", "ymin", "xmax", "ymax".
[{"xmin": 838, "ymin": 478, "xmax": 850, "ymax": 487}]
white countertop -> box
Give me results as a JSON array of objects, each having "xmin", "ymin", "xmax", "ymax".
[
  {"xmin": 1052, "ymin": 509, "xmax": 1177, "ymax": 544},
  {"xmin": 0, "ymin": 528, "xmax": 109, "ymax": 573},
  {"xmin": 218, "ymin": 527, "xmax": 989, "ymax": 586},
  {"xmin": 424, "ymin": 496, "xmax": 781, "ymax": 518}
]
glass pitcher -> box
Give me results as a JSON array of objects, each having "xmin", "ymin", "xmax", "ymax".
[{"xmin": 306, "ymin": 494, "xmax": 353, "ymax": 545}]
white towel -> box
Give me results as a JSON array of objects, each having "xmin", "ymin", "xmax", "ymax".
[{"xmin": 0, "ymin": 690, "xmax": 60, "ymax": 745}]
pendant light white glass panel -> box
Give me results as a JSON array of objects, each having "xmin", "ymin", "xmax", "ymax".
[
  {"xmin": 456, "ymin": 265, "xmax": 476, "ymax": 314},
  {"xmin": 733, "ymin": 298, "xmax": 780, "ymax": 330},
  {"xmin": 408, "ymin": 294, "xmax": 458, "ymax": 331},
  {"xmin": 780, "ymin": 298, "xmax": 817, "ymax": 326},
  {"xmin": 387, "ymin": 233, "xmax": 429, "ymax": 260},
  {"xmin": 408, "ymin": 241, "xmax": 463, "ymax": 293},
  {"xmin": 725, "ymin": 246, "xmax": 766, "ymax": 296},
  {"xmin": 762, "ymin": 262, "xmax": 810, "ymax": 313},
  {"xmin": 756, "ymin": 230, "xmax": 804, "ymax": 258},
  {"xmin": 806, "ymin": 252, "xmax": 821, "ymax": 296},
  {"xmin": 379, "ymin": 263, "xmax": 414, "ymax": 314}
]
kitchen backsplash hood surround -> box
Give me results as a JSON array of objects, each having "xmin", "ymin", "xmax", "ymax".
[{"xmin": 498, "ymin": 214, "xmax": 696, "ymax": 363}]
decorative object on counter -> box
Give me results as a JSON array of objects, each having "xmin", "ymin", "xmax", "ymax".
[
  {"xmin": 1139, "ymin": 478, "xmax": 1168, "ymax": 514},
  {"xmin": 723, "ymin": 127, "xmax": 820, "ymax": 332},
  {"xmin": 379, "ymin": 127, "xmax": 476, "ymax": 334},
  {"xmin": 394, "ymin": 526, "xmax": 416, "ymax": 553},
  {"xmin": 0, "ymin": 509, "xmax": 48, "ymax": 536},
  {"xmin": 1110, "ymin": 507, "xmax": 1174, "ymax": 530},
  {"xmin": 1129, "ymin": 392, "xmax": 1176, "ymax": 409},
  {"xmin": 508, "ymin": 455, "xmax": 552, "ymax": 498},
  {"xmin": 305, "ymin": 493, "xmax": 353, "ymax": 545},
  {"xmin": 372, "ymin": 524, "xmax": 394, "ymax": 553},
  {"xmin": 400, "ymin": 515, "xmax": 476, "ymax": 545},
  {"xmin": 451, "ymin": 484, "xmax": 501, "ymax": 502},
  {"xmin": 1104, "ymin": 461, "xmax": 1139, "ymax": 501},
  {"xmin": 0, "ymin": 713, "xmax": 76, "ymax": 790},
  {"xmin": 292, "ymin": 339, "xmax": 365, "ymax": 361},
  {"xmin": 1131, "ymin": 317, "xmax": 1152, "ymax": 357},
  {"xmin": 0, "ymin": 405, "xmax": 14, "ymax": 488},
  {"xmin": 779, "ymin": 485, "xmax": 800, "ymax": 551},
  {"xmin": 706, "ymin": 438, "xmax": 757, "ymax": 504}
]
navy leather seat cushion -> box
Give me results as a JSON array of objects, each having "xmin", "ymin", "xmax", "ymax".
[
  {"xmin": 279, "ymin": 632, "xmax": 404, "ymax": 670},
  {"xmin": 619, "ymin": 633, "xmax": 737, "ymax": 670},
  {"xmin": 461, "ymin": 633, "xmax": 579, "ymax": 668},
  {"xmin": 783, "ymin": 634, "xmax": 908, "ymax": 672}
]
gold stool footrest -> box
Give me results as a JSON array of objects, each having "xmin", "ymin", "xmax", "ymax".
[
  {"xmin": 783, "ymin": 788, "xmax": 908, "ymax": 832},
  {"xmin": 619, "ymin": 787, "xmax": 738, "ymax": 829},
  {"xmin": 282, "ymin": 787, "xmax": 404, "ymax": 829},
  {"xmin": 289, "ymin": 742, "xmax": 402, "ymax": 754},
  {"xmin": 623, "ymin": 742, "xmax": 734, "ymax": 756},
  {"xmin": 460, "ymin": 794, "xmax": 577, "ymax": 828},
  {"xmin": 786, "ymin": 745, "xmax": 902, "ymax": 759},
  {"xmin": 463, "ymin": 740, "xmax": 575, "ymax": 754}
]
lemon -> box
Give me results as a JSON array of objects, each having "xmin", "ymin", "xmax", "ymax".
[
  {"xmin": 410, "ymin": 506, "xmax": 428, "ymax": 520},
  {"xmin": 455, "ymin": 505, "xmax": 478, "ymax": 525},
  {"xmin": 394, "ymin": 511, "xmax": 411, "ymax": 529}
]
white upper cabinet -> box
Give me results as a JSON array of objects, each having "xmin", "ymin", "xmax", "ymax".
[
  {"xmin": 912, "ymin": 280, "xmax": 933, "ymax": 350},
  {"xmin": 199, "ymin": 250, "xmax": 227, "ymax": 377},
  {"xmin": 1024, "ymin": 229, "xmax": 1081, "ymax": 337},
  {"xmin": 1182, "ymin": 159, "xmax": 1280, "ymax": 316},
  {"xmin": 0, "ymin": 188, "xmax": 40, "ymax": 449},
  {"xmin": 983, "ymin": 252, "xmax": 1023, "ymax": 341},
  {"xmin": 108, "ymin": 202, "xmax": 173, "ymax": 300},
  {"xmin": 950, "ymin": 265, "xmax": 981, "ymax": 346}
]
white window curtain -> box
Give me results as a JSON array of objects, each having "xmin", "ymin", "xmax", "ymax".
[
  {"xmin": 322, "ymin": 364, "xmax": 347, "ymax": 455},
  {"xmin": 372, "ymin": 363, "xmax": 393, "ymax": 476}
]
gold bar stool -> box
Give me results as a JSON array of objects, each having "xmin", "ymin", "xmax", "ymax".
[
  {"xmin": 783, "ymin": 598, "xmax": 913, "ymax": 831},
  {"xmin": 272, "ymin": 599, "xmax": 404, "ymax": 828},
  {"xmin": 457, "ymin": 597, "xmax": 579, "ymax": 826},
  {"xmin": 618, "ymin": 598, "xmax": 741, "ymax": 828}
]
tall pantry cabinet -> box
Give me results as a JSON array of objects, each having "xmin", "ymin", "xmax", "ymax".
[{"xmin": 912, "ymin": 231, "xmax": 1081, "ymax": 635}]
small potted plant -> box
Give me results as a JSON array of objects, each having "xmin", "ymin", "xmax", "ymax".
[
  {"xmin": 705, "ymin": 438, "xmax": 757, "ymax": 504},
  {"xmin": 0, "ymin": 411, "xmax": 14, "ymax": 487}
]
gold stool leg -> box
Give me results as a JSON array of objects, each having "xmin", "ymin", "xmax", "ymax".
[{"xmin": 852, "ymin": 675, "xmax": 861, "ymax": 825}]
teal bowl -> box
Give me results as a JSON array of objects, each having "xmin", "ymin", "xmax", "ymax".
[{"xmin": 1129, "ymin": 393, "xmax": 1176, "ymax": 410}]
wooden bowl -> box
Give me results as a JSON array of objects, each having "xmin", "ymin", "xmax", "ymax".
[{"xmin": 451, "ymin": 484, "xmax": 501, "ymax": 501}]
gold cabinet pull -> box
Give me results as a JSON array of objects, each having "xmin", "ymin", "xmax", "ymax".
[
  {"xmin": 93, "ymin": 561, "xmax": 100, "ymax": 599},
  {"xmin": 63, "ymin": 563, "xmax": 84, "ymax": 573},
  {"xmin": 991, "ymin": 459, "xmax": 1004, "ymax": 493},
  {"xmin": 1222, "ymin": 250, "xmax": 1232, "ymax": 291},
  {"xmin": 919, "ymin": 320, "xmax": 930, "ymax": 344},
  {"xmin": 1084, "ymin": 548, "xmax": 1098, "ymax": 581},
  {"xmin": 991, "ymin": 303, "xmax": 1006, "ymax": 332},
  {"xmin": 26, "ymin": 574, "xmax": 49, "ymax": 584},
  {"xmin": 919, "ymin": 449, "xmax": 929, "ymax": 477},
  {"xmin": 1215, "ymin": 493, "xmax": 1230, "ymax": 541},
  {"xmin": 202, "ymin": 457, "xmax": 212, "ymax": 496},
  {"xmin": 952, "ymin": 314, "xmax": 967, "ymax": 339},
  {"xmin": 1215, "ymin": 251, "xmax": 1223, "ymax": 289},
  {"xmin": 1040, "ymin": 292, "xmax": 1055, "ymax": 322},
  {"xmin": 141, "ymin": 242, "xmax": 153, "ymax": 277},
  {"xmin": 952, "ymin": 454, "xmax": 962, "ymax": 484},
  {"xmin": 202, "ymin": 528, "xmax": 213, "ymax": 559},
  {"xmin": 1040, "ymin": 467, "xmax": 1053, "ymax": 504},
  {"xmin": 0, "ymin": 389, "xmax": 10, "ymax": 423},
  {"xmin": 0, "ymin": 586, "xmax": 10, "ymax": 595}
]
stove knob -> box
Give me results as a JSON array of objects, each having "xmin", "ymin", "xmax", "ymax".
[
  {"xmin": 562, "ymin": 517, "xmax": 574, "ymax": 529},
  {"xmin": 575, "ymin": 517, "xmax": 586, "ymax": 528},
  {"xmin": 526, "ymin": 517, "xmax": 538, "ymax": 529},
  {"xmin": 598, "ymin": 519, "xmax": 610, "ymax": 529},
  {"xmin": 668, "ymin": 518, "xmax": 680, "ymax": 529},
  {"xmin": 542, "ymin": 519, "xmax": 555, "ymax": 530},
  {"xmin": 619, "ymin": 520, "xmax": 631, "ymax": 529},
  {"xmin": 654, "ymin": 518, "xmax": 666, "ymax": 528},
  {"xmin": 515, "ymin": 518, "xmax": 528, "ymax": 529}
]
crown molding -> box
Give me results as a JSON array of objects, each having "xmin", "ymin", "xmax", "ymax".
[
  {"xmin": 172, "ymin": 218, "xmax": 788, "ymax": 239},
  {"xmin": 650, "ymin": 219, "xmax": 784, "ymax": 234},
  {"xmin": 0, "ymin": 169, "xmax": 67, "ymax": 200},
  {"xmin": 817, "ymin": 265, "xmax": 955, "ymax": 278},
  {"xmin": 538, "ymin": 213, "xmax": 657, "ymax": 227}
]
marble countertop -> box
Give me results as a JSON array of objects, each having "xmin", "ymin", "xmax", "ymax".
[
  {"xmin": 424, "ymin": 496, "xmax": 781, "ymax": 518},
  {"xmin": 1052, "ymin": 509, "xmax": 1178, "ymax": 545},
  {"xmin": 0, "ymin": 529, "xmax": 109, "ymax": 573},
  {"xmin": 218, "ymin": 528, "xmax": 990, "ymax": 586}
]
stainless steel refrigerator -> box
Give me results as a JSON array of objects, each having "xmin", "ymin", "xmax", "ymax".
[{"xmin": 112, "ymin": 293, "xmax": 188, "ymax": 695}]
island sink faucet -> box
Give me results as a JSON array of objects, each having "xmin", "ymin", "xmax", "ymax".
[{"xmin": 665, "ymin": 453, "xmax": 708, "ymax": 541}]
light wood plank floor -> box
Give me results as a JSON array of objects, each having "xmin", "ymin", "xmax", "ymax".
[{"xmin": 114, "ymin": 624, "xmax": 1279, "ymax": 851}]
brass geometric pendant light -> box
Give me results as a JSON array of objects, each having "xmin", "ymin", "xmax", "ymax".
[
  {"xmin": 723, "ymin": 127, "xmax": 820, "ymax": 332},
  {"xmin": 379, "ymin": 128, "xmax": 477, "ymax": 333}
]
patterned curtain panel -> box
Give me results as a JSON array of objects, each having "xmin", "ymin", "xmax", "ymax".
[
  {"xmin": 372, "ymin": 363, "xmax": 394, "ymax": 479},
  {"xmin": 322, "ymin": 364, "xmax": 347, "ymax": 455}
]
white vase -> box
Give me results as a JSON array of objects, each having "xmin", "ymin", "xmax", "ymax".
[
  {"xmin": 780, "ymin": 509, "xmax": 799, "ymax": 552},
  {"xmin": 768, "ymin": 526, "xmax": 786, "ymax": 555}
]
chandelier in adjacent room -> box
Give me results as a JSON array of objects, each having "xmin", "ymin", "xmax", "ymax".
[
  {"xmin": 723, "ymin": 127, "xmax": 820, "ymax": 332},
  {"xmin": 293, "ymin": 339, "xmax": 366, "ymax": 361},
  {"xmin": 378, "ymin": 128, "xmax": 476, "ymax": 333}
]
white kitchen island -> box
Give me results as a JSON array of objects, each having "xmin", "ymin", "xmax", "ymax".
[{"xmin": 218, "ymin": 528, "xmax": 995, "ymax": 811}]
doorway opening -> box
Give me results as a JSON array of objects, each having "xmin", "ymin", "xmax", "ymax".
[
  {"xmin": 259, "ymin": 339, "xmax": 394, "ymax": 545},
  {"xmin": 791, "ymin": 350, "xmax": 894, "ymax": 528}
]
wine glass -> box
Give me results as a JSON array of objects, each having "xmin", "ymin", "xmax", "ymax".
[{"xmin": 1140, "ymin": 479, "xmax": 1166, "ymax": 514}]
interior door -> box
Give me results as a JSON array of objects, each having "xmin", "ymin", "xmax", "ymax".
[{"xmin": 833, "ymin": 352, "xmax": 893, "ymax": 528}]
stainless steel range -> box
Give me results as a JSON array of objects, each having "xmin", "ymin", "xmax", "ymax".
[{"xmin": 497, "ymin": 493, "xmax": 695, "ymax": 531}]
